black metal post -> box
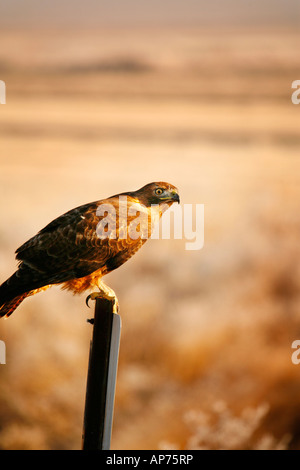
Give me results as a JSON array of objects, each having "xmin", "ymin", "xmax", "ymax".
[{"xmin": 82, "ymin": 298, "xmax": 121, "ymax": 450}]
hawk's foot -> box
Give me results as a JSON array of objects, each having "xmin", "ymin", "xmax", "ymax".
[{"xmin": 85, "ymin": 282, "xmax": 119, "ymax": 314}]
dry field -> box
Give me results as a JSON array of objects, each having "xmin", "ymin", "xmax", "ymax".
[{"xmin": 0, "ymin": 27, "xmax": 300, "ymax": 449}]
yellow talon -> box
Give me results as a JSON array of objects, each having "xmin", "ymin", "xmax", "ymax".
[{"xmin": 85, "ymin": 282, "xmax": 119, "ymax": 314}]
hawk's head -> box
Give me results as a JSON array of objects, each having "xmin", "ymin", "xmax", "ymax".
[{"xmin": 133, "ymin": 182, "xmax": 180, "ymax": 207}]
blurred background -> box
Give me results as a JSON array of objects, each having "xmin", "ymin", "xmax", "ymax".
[{"xmin": 0, "ymin": 0, "xmax": 300, "ymax": 450}]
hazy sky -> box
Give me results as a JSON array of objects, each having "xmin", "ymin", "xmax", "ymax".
[{"xmin": 1, "ymin": 0, "xmax": 299, "ymax": 28}]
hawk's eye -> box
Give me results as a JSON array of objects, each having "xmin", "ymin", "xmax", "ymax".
[{"xmin": 155, "ymin": 188, "xmax": 164, "ymax": 196}]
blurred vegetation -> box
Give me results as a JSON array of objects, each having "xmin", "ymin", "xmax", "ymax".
[{"xmin": 0, "ymin": 27, "xmax": 299, "ymax": 449}]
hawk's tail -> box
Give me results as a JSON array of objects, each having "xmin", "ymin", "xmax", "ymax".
[
  {"xmin": 0, "ymin": 270, "xmax": 31, "ymax": 318},
  {"xmin": 0, "ymin": 293, "xmax": 30, "ymax": 318},
  {"xmin": 0, "ymin": 264, "xmax": 43, "ymax": 318},
  {"xmin": 0, "ymin": 266, "xmax": 53, "ymax": 318}
]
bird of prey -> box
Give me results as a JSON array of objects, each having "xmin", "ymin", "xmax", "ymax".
[{"xmin": 0, "ymin": 182, "xmax": 179, "ymax": 318}]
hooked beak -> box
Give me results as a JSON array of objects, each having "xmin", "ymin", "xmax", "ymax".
[
  {"xmin": 171, "ymin": 191, "xmax": 180, "ymax": 203},
  {"xmin": 159, "ymin": 188, "xmax": 180, "ymax": 204},
  {"xmin": 165, "ymin": 189, "xmax": 180, "ymax": 203}
]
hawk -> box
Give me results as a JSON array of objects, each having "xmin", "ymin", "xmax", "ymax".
[{"xmin": 0, "ymin": 182, "xmax": 179, "ymax": 318}]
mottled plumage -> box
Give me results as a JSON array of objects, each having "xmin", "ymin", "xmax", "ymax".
[{"xmin": 0, "ymin": 182, "xmax": 179, "ymax": 317}]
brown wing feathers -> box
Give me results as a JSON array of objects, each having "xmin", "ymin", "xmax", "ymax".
[
  {"xmin": 0, "ymin": 196, "xmax": 146, "ymax": 317},
  {"xmin": 0, "ymin": 182, "xmax": 178, "ymax": 318}
]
